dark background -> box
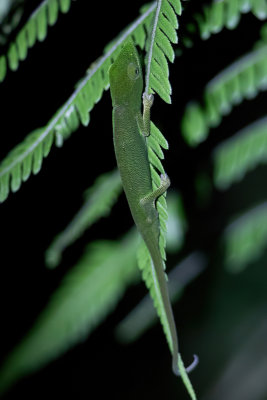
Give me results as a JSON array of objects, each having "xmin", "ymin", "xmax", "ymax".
[{"xmin": 0, "ymin": 1, "xmax": 267, "ymax": 399}]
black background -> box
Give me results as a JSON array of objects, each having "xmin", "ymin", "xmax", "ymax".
[{"xmin": 0, "ymin": 1, "xmax": 267, "ymax": 399}]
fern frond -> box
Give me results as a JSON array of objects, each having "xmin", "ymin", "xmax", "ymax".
[
  {"xmin": 214, "ymin": 116, "xmax": 267, "ymax": 189},
  {"xmin": 46, "ymin": 169, "xmax": 122, "ymax": 268},
  {"xmin": 0, "ymin": 230, "xmax": 140, "ymax": 394},
  {"xmin": 116, "ymin": 252, "xmax": 205, "ymax": 344},
  {"xmin": 0, "ymin": 4, "xmax": 157, "ymax": 203},
  {"xmin": 144, "ymin": 0, "xmax": 181, "ymax": 103},
  {"xmin": 182, "ymin": 44, "xmax": 267, "ymax": 146},
  {"xmin": 0, "ymin": 0, "xmax": 75, "ymax": 83},
  {"xmin": 193, "ymin": 0, "xmax": 267, "ymax": 41},
  {"xmin": 224, "ymin": 202, "xmax": 267, "ymax": 272}
]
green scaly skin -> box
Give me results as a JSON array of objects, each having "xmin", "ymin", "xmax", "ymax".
[{"xmin": 109, "ymin": 40, "xmax": 179, "ymax": 375}]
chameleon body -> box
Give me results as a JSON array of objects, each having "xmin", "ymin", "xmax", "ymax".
[{"xmin": 109, "ymin": 40, "xmax": 179, "ymax": 375}]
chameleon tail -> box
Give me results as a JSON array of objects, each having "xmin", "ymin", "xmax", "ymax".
[
  {"xmin": 145, "ymin": 237, "xmax": 180, "ymax": 375},
  {"xmin": 146, "ymin": 238, "xmax": 198, "ymax": 376}
]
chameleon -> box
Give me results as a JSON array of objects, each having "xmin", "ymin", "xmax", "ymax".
[{"xmin": 109, "ymin": 40, "xmax": 197, "ymax": 376}]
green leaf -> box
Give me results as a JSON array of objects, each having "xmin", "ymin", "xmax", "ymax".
[
  {"xmin": 7, "ymin": 42, "xmax": 18, "ymax": 70},
  {"xmin": 251, "ymin": 0, "xmax": 267, "ymax": 19},
  {"xmin": 225, "ymin": 0, "xmax": 240, "ymax": 29},
  {"xmin": 181, "ymin": 102, "xmax": 208, "ymax": 146},
  {"xmin": 59, "ymin": 0, "xmax": 71, "ymax": 13},
  {"xmin": 47, "ymin": 0, "xmax": 59, "ymax": 25}
]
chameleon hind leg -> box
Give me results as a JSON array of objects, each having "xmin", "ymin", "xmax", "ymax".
[
  {"xmin": 136, "ymin": 93, "xmax": 154, "ymax": 137},
  {"xmin": 140, "ymin": 173, "xmax": 170, "ymax": 206}
]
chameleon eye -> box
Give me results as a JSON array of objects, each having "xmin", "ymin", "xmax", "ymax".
[{"xmin": 127, "ymin": 62, "xmax": 140, "ymax": 80}]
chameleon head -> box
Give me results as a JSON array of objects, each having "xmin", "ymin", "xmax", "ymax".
[{"xmin": 109, "ymin": 40, "xmax": 143, "ymax": 107}]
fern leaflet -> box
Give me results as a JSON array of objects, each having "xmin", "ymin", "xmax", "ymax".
[
  {"xmin": 46, "ymin": 169, "xmax": 122, "ymax": 268},
  {"xmin": 0, "ymin": 230, "xmax": 140, "ymax": 394},
  {"xmin": 182, "ymin": 43, "xmax": 267, "ymax": 146}
]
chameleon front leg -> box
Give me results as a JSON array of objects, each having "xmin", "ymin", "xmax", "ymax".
[
  {"xmin": 136, "ymin": 93, "xmax": 154, "ymax": 137},
  {"xmin": 140, "ymin": 173, "xmax": 170, "ymax": 206}
]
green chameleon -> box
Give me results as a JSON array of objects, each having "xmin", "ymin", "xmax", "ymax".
[{"xmin": 109, "ymin": 40, "xmax": 197, "ymax": 376}]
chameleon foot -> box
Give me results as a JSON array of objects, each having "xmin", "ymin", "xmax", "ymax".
[{"xmin": 160, "ymin": 173, "xmax": 170, "ymax": 191}]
